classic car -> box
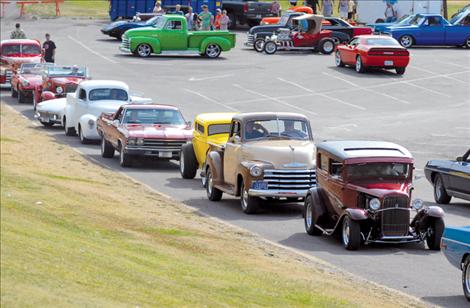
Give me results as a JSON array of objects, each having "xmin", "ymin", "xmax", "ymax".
[
  {"xmin": 246, "ymin": 14, "xmax": 372, "ymax": 49},
  {"xmin": 260, "ymin": 14, "xmax": 336, "ymax": 55},
  {"xmin": 441, "ymin": 226, "xmax": 470, "ymax": 301},
  {"xmin": 367, "ymin": 14, "xmax": 414, "ymax": 34},
  {"xmin": 34, "ymin": 97, "xmax": 66, "ymax": 127},
  {"xmin": 424, "ymin": 149, "xmax": 470, "ymax": 204},
  {"xmin": 179, "ymin": 112, "xmax": 236, "ymax": 185},
  {"xmin": 260, "ymin": 7, "xmax": 313, "ymax": 25},
  {"xmin": 120, "ymin": 15, "xmax": 236, "ymax": 58},
  {"xmin": 335, "ymin": 35, "xmax": 410, "ymax": 75},
  {"xmin": 304, "ymin": 141, "xmax": 445, "ymax": 251},
  {"xmin": 11, "ymin": 63, "xmax": 52, "ymax": 104},
  {"xmin": 0, "ymin": 39, "xmax": 42, "ymax": 88},
  {"xmin": 97, "ymin": 104, "xmax": 192, "ymax": 167},
  {"xmin": 63, "ymin": 80, "xmax": 149, "ymax": 143},
  {"xmin": 33, "ymin": 65, "xmax": 89, "ymax": 109},
  {"xmin": 385, "ymin": 14, "xmax": 470, "ymax": 48},
  {"xmin": 205, "ymin": 112, "xmax": 316, "ymax": 214},
  {"xmin": 101, "ymin": 15, "xmax": 162, "ymax": 40}
]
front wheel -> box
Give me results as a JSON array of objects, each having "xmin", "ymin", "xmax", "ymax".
[
  {"xmin": 335, "ymin": 50, "xmax": 345, "ymax": 67},
  {"xmin": 78, "ymin": 126, "xmax": 90, "ymax": 144},
  {"xmin": 101, "ymin": 136, "xmax": 115, "ymax": 158},
  {"xmin": 395, "ymin": 67, "xmax": 406, "ymax": 75},
  {"xmin": 263, "ymin": 41, "xmax": 277, "ymax": 55},
  {"xmin": 434, "ymin": 174, "xmax": 452, "ymax": 204},
  {"xmin": 205, "ymin": 44, "xmax": 222, "ymax": 58},
  {"xmin": 342, "ymin": 216, "xmax": 361, "ymax": 250},
  {"xmin": 180, "ymin": 143, "xmax": 198, "ymax": 179},
  {"xmin": 399, "ymin": 35, "xmax": 413, "ymax": 48},
  {"xmin": 426, "ymin": 217, "xmax": 444, "ymax": 250},
  {"xmin": 254, "ymin": 38, "xmax": 265, "ymax": 52},
  {"xmin": 240, "ymin": 181, "xmax": 259, "ymax": 214},
  {"xmin": 463, "ymin": 256, "xmax": 470, "ymax": 302},
  {"xmin": 136, "ymin": 43, "xmax": 152, "ymax": 58},
  {"xmin": 206, "ymin": 167, "xmax": 223, "ymax": 201},
  {"xmin": 318, "ymin": 38, "xmax": 335, "ymax": 55},
  {"xmin": 355, "ymin": 55, "xmax": 366, "ymax": 73},
  {"xmin": 119, "ymin": 143, "xmax": 132, "ymax": 167},
  {"xmin": 304, "ymin": 195, "xmax": 323, "ymax": 236},
  {"xmin": 18, "ymin": 90, "xmax": 26, "ymax": 104}
]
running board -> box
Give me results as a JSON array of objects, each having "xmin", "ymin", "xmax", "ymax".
[{"xmin": 160, "ymin": 50, "xmax": 201, "ymax": 56}]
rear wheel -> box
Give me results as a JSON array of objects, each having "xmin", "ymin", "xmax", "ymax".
[
  {"xmin": 206, "ymin": 167, "xmax": 223, "ymax": 201},
  {"xmin": 355, "ymin": 55, "xmax": 366, "ymax": 73},
  {"xmin": 318, "ymin": 38, "xmax": 335, "ymax": 55},
  {"xmin": 78, "ymin": 126, "xmax": 90, "ymax": 144},
  {"xmin": 342, "ymin": 216, "xmax": 361, "ymax": 250},
  {"xmin": 101, "ymin": 136, "xmax": 115, "ymax": 158},
  {"xmin": 426, "ymin": 217, "xmax": 444, "ymax": 250},
  {"xmin": 304, "ymin": 195, "xmax": 323, "ymax": 236},
  {"xmin": 396, "ymin": 67, "xmax": 406, "ymax": 75},
  {"xmin": 240, "ymin": 181, "xmax": 259, "ymax": 214},
  {"xmin": 136, "ymin": 43, "xmax": 152, "ymax": 57},
  {"xmin": 11, "ymin": 85, "xmax": 18, "ymax": 98},
  {"xmin": 205, "ymin": 44, "xmax": 222, "ymax": 58},
  {"xmin": 463, "ymin": 256, "xmax": 470, "ymax": 302},
  {"xmin": 433, "ymin": 174, "xmax": 452, "ymax": 204},
  {"xmin": 180, "ymin": 143, "xmax": 198, "ymax": 179},
  {"xmin": 335, "ymin": 50, "xmax": 345, "ymax": 67},
  {"xmin": 263, "ymin": 41, "xmax": 277, "ymax": 55},
  {"xmin": 399, "ymin": 35, "xmax": 413, "ymax": 48},
  {"xmin": 254, "ymin": 38, "xmax": 265, "ymax": 52},
  {"xmin": 465, "ymin": 36, "xmax": 470, "ymax": 48}
]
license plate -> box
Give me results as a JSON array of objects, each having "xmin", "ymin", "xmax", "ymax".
[
  {"xmin": 256, "ymin": 14, "xmax": 261, "ymax": 19},
  {"xmin": 158, "ymin": 152, "xmax": 172, "ymax": 158},
  {"xmin": 384, "ymin": 60, "xmax": 394, "ymax": 66},
  {"xmin": 252, "ymin": 181, "xmax": 268, "ymax": 190}
]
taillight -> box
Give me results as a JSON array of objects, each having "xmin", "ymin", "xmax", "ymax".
[
  {"xmin": 243, "ymin": 3, "xmax": 248, "ymax": 13},
  {"xmin": 368, "ymin": 50, "xmax": 384, "ymax": 56}
]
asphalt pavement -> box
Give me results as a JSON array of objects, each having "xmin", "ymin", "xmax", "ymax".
[{"xmin": 1, "ymin": 18, "xmax": 470, "ymax": 307}]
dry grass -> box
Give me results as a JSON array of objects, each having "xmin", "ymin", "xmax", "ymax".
[{"xmin": 0, "ymin": 103, "xmax": 424, "ymax": 307}]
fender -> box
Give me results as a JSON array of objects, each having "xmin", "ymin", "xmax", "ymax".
[
  {"xmin": 255, "ymin": 32, "xmax": 274, "ymax": 40},
  {"xmin": 200, "ymin": 37, "xmax": 232, "ymax": 53},
  {"xmin": 345, "ymin": 208, "xmax": 369, "ymax": 221},
  {"xmin": 41, "ymin": 90, "xmax": 56, "ymax": 102},
  {"xmin": 206, "ymin": 151, "xmax": 224, "ymax": 185},
  {"xmin": 78, "ymin": 114, "xmax": 98, "ymax": 139},
  {"xmin": 130, "ymin": 37, "xmax": 161, "ymax": 54},
  {"xmin": 410, "ymin": 206, "xmax": 445, "ymax": 231},
  {"xmin": 306, "ymin": 187, "xmax": 327, "ymax": 225}
]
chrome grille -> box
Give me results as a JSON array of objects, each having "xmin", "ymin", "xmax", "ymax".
[
  {"xmin": 246, "ymin": 33, "xmax": 254, "ymax": 45},
  {"xmin": 381, "ymin": 196, "xmax": 410, "ymax": 237},
  {"xmin": 142, "ymin": 139, "xmax": 186, "ymax": 151},
  {"xmin": 263, "ymin": 169, "xmax": 316, "ymax": 190},
  {"xmin": 6, "ymin": 70, "xmax": 13, "ymax": 82},
  {"xmin": 121, "ymin": 37, "xmax": 130, "ymax": 50}
]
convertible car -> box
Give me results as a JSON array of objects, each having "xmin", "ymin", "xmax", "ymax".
[
  {"xmin": 386, "ymin": 13, "xmax": 470, "ymax": 48},
  {"xmin": 11, "ymin": 63, "xmax": 52, "ymax": 104},
  {"xmin": 424, "ymin": 149, "xmax": 470, "ymax": 204},
  {"xmin": 101, "ymin": 15, "xmax": 162, "ymax": 40}
]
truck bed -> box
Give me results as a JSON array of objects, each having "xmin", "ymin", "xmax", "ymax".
[{"xmin": 187, "ymin": 31, "xmax": 236, "ymax": 49}]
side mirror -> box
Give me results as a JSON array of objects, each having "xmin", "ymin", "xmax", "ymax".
[
  {"xmin": 113, "ymin": 119, "xmax": 120, "ymax": 126},
  {"xmin": 456, "ymin": 156, "xmax": 463, "ymax": 162},
  {"xmin": 233, "ymin": 135, "xmax": 241, "ymax": 143},
  {"xmin": 186, "ymin": 121, "xmax": 192, "ymax": 127}
]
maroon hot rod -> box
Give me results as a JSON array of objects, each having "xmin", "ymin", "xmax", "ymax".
[
  {"xmin": 304, "ymin": 141, "xmax": 445, "ymax": 251},
  {"xmin": 97, "ymin": 104, "xmax": 192, "ymax": 167}
]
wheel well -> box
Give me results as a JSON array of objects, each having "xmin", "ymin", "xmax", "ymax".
[
  {"xmin": 462, "ymin": 253, "xmax": 470, "ymax": 265},
  {"xmin": 236, "ymin": 174, "xmax": 243, "ymax": 197},
  {"xmin": 430, "ymin": 172, "xmax": 437, "ymax": 183}
]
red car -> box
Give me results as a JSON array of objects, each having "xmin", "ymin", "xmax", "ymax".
[
  {"xmin": 0, "ymin": 39, "xmax": 42, "ymax": 87},
  {"xmin": 11, "ymin": 63, "xmax": 52, "ymax": 104},
  {"xmin": 335, "ymin": 35, "xmax": 410, "ymax": 75},
  {"xmin": 33, "ymin": 65, "xmax": 89, "ymax": 109}
]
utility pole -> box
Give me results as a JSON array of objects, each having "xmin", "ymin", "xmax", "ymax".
[{"xmin": 443, "ymin": 0, "xmax": 448, "ymax": 19}]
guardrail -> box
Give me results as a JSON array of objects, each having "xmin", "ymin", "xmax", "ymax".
[{"xmin": 0, "ymin": 0, "xmax": 63, "ymax": 18}]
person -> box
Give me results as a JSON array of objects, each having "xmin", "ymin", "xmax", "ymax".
[
  {"xmin": 219, "ymin": 10, "xmax": 230, "ymax": 30},
  {"xmin": 214, "ymin": 9, "xmax": 222, "ymax": 30},
  {"xmin": 185, "ymin": 7, "xmax": 196, "ymax": 30},
  {"xmin": 245, "ymin": 122, "xmax": 264, "ymax": 140},
  {"xmin": 153, "ymin": 1, "xmax": 164, "ymax": 14},
  {"xmin": 271, "ymin": 0, "xmax": 281, "ymax": 17},
  {"xmin": 289, "ymin": 0, "xmax": 298, "ymax": 7},
  {"xmin": 172, "ymin": 4, "xmax": 184, "ymax": 15},
  {"xmin": 42, "ymin": 33, "xmax": 56, "ymax": 63},
  {"xmin": 305, "ymin": 0, "xmax": 320, "ymax": 14},
  {"xmin": 338, "ymin": 0, "xmax": 348, "ymax": 19},
  {"xmin": 281, "ymin": 120, "xmax": 307, "ymax": 139},
  {"xmin": 384, "ymin": 2, "xmax": 397, "ymax": 22},
  {"xmin": 198, "ymin": 5, "xmax": 213, "ymax": 31},
  {"xmin": 322, "ymin": 0, "xmax": 333, "ymax": 17},
  {"xmin": 10, "ymin": 23, "xmax": 26, "ymax": 39},
  {"xmin": 347, "ymin": 0, "xmax": 355, "ymax": 21}
]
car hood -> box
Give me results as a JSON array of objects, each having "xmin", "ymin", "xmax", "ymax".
[
  {"xmin": 36, "ymin": 97, "xmax": 66, "ymax": 113},
  {"xmin": 124, "ymin": 124, "xmax": 193, "ymax": 139},
  {"xmin": 249, "ymin": 24, "xmax": 283, "ymax": 34},
  {"xmin": 125, "ymin": 26, "xmax": 154, "ymax": 36},
  {"xmin": 242, "ymin": 140, "xmax": 315, "ymax": 169},
  {"xmin": 49, "ymin": 77, "xmax": 85, "ymax": 85},
  {"xmin": 86, "ymin": 100, "xmax": 127, "ymax": 116},
  {"xmin": 1, "ymin": 55, "xmax": 42, "ymax": 66},
  {"xmin": 103, "ymin": 20, "xmax": 145, "ymax": 30},
  {"xmin": 346, "ymin": 181, "xmax": 412, "ymax": 198},
  {"xmin": 20, "ymin": 74, "xmax": 42, "ymax": 84}
]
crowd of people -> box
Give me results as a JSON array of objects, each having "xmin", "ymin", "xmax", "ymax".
[
  {"xmin": 271, "ymin": 0, "xmax": 358, "ymax": 21},
  {"xmin": 10, "ymin": 23, "xmax": 56, "ymax": 63}
]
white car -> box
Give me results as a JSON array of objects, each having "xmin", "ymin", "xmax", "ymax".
[
  {"xmin": 63, "ymin": 80, "xmax": 150, "ymax": 143},
  {"xmin": 34, "ymin": 97, "xmax": 66, "ymax": 127}
]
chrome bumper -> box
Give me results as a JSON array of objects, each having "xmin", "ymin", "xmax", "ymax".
[
  {"xmin": 119, "ymin": 46, "xmax": 131, "ymax": 53},
  {"xmin": 248, "ymin": 189, "xmax": 308, "ymax": 198}
]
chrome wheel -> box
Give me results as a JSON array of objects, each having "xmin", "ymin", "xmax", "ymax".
[
  {"xmin": 355, "ymin": 57, "xmax": 362, "ymax": 72},
  {"xmin": 342, "ymin": 220, "xmax": 350, "ymax": 247},
  {"xmin": 466, "ymin": 37, "xmax": 470, "ymax": 48},
  {"xmin": 179, "ymin": 150, "xmax": 185, "ymax": 173},
  {"xmin": 207, "ymin": 171, "xmax": 213, "ymax": 195},
  {"xmin": 465, "ymin": 261, "xmax": 470, "ymax": 297},
  {"xmin": 241, "ymin": 187, "xmax": 249, "ymax": 211},
  {"xmin": 435, "ymin": 176, "xmax": 443, "ymax": 200},
  {"xmin": 254, "ymin": 39, "xmax": 265, "ymax": 52},
  {"xmin": 335, "ymin": 51, "xmax": 342, "ymax": 66},
  {"xmin": 264, "ymin": 41, "xmax": 277, "ymax": 54},
  {"xmin": 137, "ymin": 44, "xmax": 152, "ymax": 57},
  {"xmin": 205, "ymin": 44, "xmax": 221, "ymax": 58},
  {"xmin": 400, "ymin": 35, "xmax": 413, "ymax": 48},
  {"xmin": 323, "ymin": 41, "xmax": 334, "ymax": 54},
  {"xmin": 305, "ymin": 200, "xmax": 313, "ymax": 229}
]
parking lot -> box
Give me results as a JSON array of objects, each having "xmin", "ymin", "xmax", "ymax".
[{"xmin": 1, "ymin": 17, "xmax": 470, "ymax": 307}]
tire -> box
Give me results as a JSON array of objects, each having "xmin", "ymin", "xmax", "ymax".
[
  {"xmin": 78, "ymin": 126, "xmax": 90, "ymax": 144},
  {"xmin": 136, "ymin": 43, "xmax": 152, "ymax": 58},
  {"xmin": 254, "ymin": 38, "xmax": 265, "ymax": 52},
  {"xmin": 11, "ymin": 85, "xmax": 18, "ymax": 98},
  {"xmin": 18, "ymin": 90, "xmax": 26, "ymax": 104},
  {"xmin": 465, "ymin": 36, "xmax": 470, "ymax": 48},
  {"xmin": 335, "ymin": 50, "xmax": 345, "ymax": 67},
  {"xmin": 40, "ymin": 121, "xmax": 54, "ymax": 127},
  {"xmin": 119, "ymin": 143, "xmax": 132, "ymax": 167},
  {"xmin": 263, "ymin": 41, "xmax": 277, "ymax": 55},
  {"xmin": 64, "ymin": 118, "xmax": 76, "ymax": 136},
  {"xmin": 180, "ymin": 143, "xmax": 198, "ymax": 179},
  {"xmin": 101, "ymin": 136, "xmax": 115, "ymax": 158},
  {"xmin": 304, "ymin": 195, "xmax": 323, "ymax": 236},
  {"xmin": 318, "ymin": 38, "xmax": 335, "ymax": 55},
  {"xmin": 426, "ymin": 217, "xmax": 444, "ymax": 250},
  {"xmin": 399, "ymin": 35, "xmax": 413, "ymax": 48},
  {"xmin": 228, "ymin": 13, "xmax": 236, "ymax": 30},
  {"xmin": 240, "ymin": 181, "xmax": 259, "ymax": 214},
  {"xmin": 463, "ymin": 256, "xmax": 470, "ymax": 302},
  {"xmin": 331, "ymin": 36, "xmax": 341, "ymax": 45},
  {"xmin": 355, "ymin": 55, "xmax": 366, "ymax": 73},
  {"xmin": 342, "ymin": 216, "xmax": 361, "ymax": 250},
  {"xmin": 205, "ymin": 44, "xmax": 221, "ymax": 58},
  {"xmin": 395, "ymin": 67, "xmax": 406, "ymax": 75},
  {"xmin": 206, "ymin": 167, "xmax": 223, "ymax": 201},
  {"xmin": 433, "ymin": 174, "xmax": 452, "ymax": 204}
]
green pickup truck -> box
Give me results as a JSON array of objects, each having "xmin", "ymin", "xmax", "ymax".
[{"xmin": 120, "ymin": 15, "xmax": 236, "ymax": 59}]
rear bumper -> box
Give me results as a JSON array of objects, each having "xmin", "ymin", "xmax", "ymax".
[
  {"xmin": 248, "ymin": 189, "xmax": 308, "ymax": 198},
  {"xmin": 34, "ymin": 111, "xmax": 62, "ymax": 124},
  {"xmin": 363, "ymin": 57, "xmax": 409, "ymax": 68}
]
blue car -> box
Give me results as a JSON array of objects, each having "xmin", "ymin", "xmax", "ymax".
[
  {"xmin": 441, "ymin": 226, "xmax": 470, "ymax": 301},
  {"xmin": 367, "ymin": 14, "xmax": 414, "ymax": 34},
  {"xmin": 385, "ymin": 13, "xmax": 470, "ymax": 48},
  {"xmin": 101, "ymin": 15, "xmax": 162, "ymax": 40}
]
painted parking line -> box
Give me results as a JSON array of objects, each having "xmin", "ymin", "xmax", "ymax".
[
  {"xmin": 409, "ymin": 65, "xmax": 469, "ymax": 85},
  {"xmin": 67, "ymin": 35, "xmax": 118, "ymax": 64},
  {"xmin": 183, "ymin": 89, "xmax": 238, "ymax": 112},
  {"xmin": 232, "ymin": 84, "xmax": 319, "ymax": 116}
]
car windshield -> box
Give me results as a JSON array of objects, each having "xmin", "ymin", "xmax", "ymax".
[
  {"xmin": 409, "ymin": 15, "xmax": 425, "ymax": 25},
  {"xmin": 208, "ymin": 123, "xmax": 231, "ymax": 136},
  {"xmin": 279, "ymin": 15, "xmax": 289, "ymax": 25},
  {"xmin": 145, "ymin": 16, "xmax": 160, "ymax": 25},
  {"xmin": 47, "ymin": 66, "xmax": 87, "ymax": 77},
  {"xmin": 347, "ymin": 163, "xmax": 409, "ymax": 180},
  {"xmin": 244, "ymin": 118, "xmax": 311, "ymax": 141},
  {"xmin": 1, "ymin": 43, "xmax": 40, "ymax": 55},
  {"xmin": 19, "ymin": 63, "xmax": 38, "ymax": 74},
  {"xmin": 153, "ymin": 17, "xmax": 166, "ymax": 29},
  {"xmin": 396, "ymin": 15, "xmax": 412, "ymax": 25},
  {"xmin": 89, "ymin": 88, "xmax": 128, "ymax": 101},
  {"xmin": 365, "ymin": 37, "xmax": 401, "ymax": 46},
  {"xmin": 123, "ymin": 108, "xmax": 185, "ymax": 125}
]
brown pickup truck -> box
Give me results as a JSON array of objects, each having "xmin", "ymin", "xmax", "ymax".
[{"xmin": 205, "ymin": 112, "xmax": 317, "ymax": 214}]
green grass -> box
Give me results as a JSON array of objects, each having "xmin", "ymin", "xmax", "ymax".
[{"xmin": 23, "ymin": 0, "xmax": 109, "ymax": 18}]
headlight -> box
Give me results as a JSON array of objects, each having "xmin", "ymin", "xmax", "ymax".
[
  {"xmin": 128, "ymin": 138, "xmax": 136, "ymax": 145},
  {"xmin": 88, "ymin": 119, "xmax": 94, "ymax": 126},
  {"xmin": 136, "ymin": 138, "xmax": 144, "ymax": 146},
  {"xmin": 21, "ymin": 79, "xmax": 30, "ymax": 86},
  {"xmin": 369, "ymin": 198, "xmax": 381, "ymax": 211},
  {"xmin": 412, "ymin": 199, "xmax": 424, "ymax": 210},
  {"xmin": 56, "ymin": 86, "xmax": 63, "ymax": 94},
  {"xmin": 250, "ymin": 165, "xmax": 263, "ymax": 177}
]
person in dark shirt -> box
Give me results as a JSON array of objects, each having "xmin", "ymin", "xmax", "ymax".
[
  {"xmin": 245, "ymin": 122, "xmax": 265, "ymax": 140},
  {"xmin": 306, "ymin": 0, "xmax": 320, "ymax": 14},
  {"xmin": 42, "ymin": 33, "xmax": 56, "ymax": 63}
]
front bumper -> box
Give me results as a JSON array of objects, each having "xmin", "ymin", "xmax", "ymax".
[
  {"xmin": 248, "ymin": 189, "xmax": 308, "ymax": 198},
  {"xmin": 120, "ymin": 37, "xmax": 131, "ymax": 53},
  {"xmin": 124, "ymin": 147, "xmax": 181, "ymax": 159},
  {"xmin": 365, "ymin": 235, "xmax": 421, "ymax": 245},
  {"xmin": 244, "ymin": 33, "xmax": 255, "ymax": 47}
]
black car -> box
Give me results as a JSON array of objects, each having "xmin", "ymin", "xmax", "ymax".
[
  {"xmin": 101, "ymin": 15, "xmax": 162, "ymax": 40},
  {"xmin": 425, "ymin": 149, "xmax": 470, "ymax": 204},
  {"xmin": 223, "ymin": 0, "xmax": 275, "ymax": 29}
]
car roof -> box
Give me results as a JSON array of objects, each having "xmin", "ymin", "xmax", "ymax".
[
  {"xmin": 233, "ymin": 112, "xmax": 310, "ymax": 123},
  {"xmin": 123, "ymin": 104, "xmax": 179, "ymax": 110},
  {"xmin": 79, "ymin": 80, "xmax": 128, "ymax": 91},
  {"xmin": 196, "ymin": 112, "xmax": 237, "ymax": 123},
  {"xmin": 1, "ymin": 39, "xmax": 40, "ymax": 45},
  {"xmin": 317, "ymin": 141, "xmax": 413, "ymax": 160}
]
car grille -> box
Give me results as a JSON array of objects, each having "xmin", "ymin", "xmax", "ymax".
[
  {"xmin": 246, "ymin": 33, "xmax": 254, "ymax": 45},
  {"xmin": 142, "ymin": 139, "xmax": 186, "ymax": 151},
  {"xmin": 121, "ymin": 37, "xmax": 130, "ymax": 50},
  {"xmin": 6, "ymin": 70, "xmax": 13, "ymax": 82},
  {"xmin": 263, "ymin": 169, "xmax": 316, "ymax": 190},
  {"xmin": 381, "ymin": 196, "xmax": 410, "ymax": 237}
]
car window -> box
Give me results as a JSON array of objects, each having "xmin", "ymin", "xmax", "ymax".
[
  {"xmin": 409, "ymin": 15, "xmax": 425, "ymax": 25},
  {"xmin": 21, "ymin": 44, "xmax": 41, "ymax": 54},
  {"xmin": 424, "ymin": 16, "xmax": 442, "ymax": 26},
  {"xmin": 365, "ymin": 38, "xmax": 401, "ymax": 46},
  {"xmin": 196, "ymin": 122, "xmax": 204, "ymax": 134},
  {"xmin": 89, "ymin": 88, "xmax": 128, "ymax": 101},
  {"xmin": 78, "ymin": 89, "xmax": 87, "ymax": 100},
  {"xmin": 123, "ymin": 109, "xmax": 185, "ymax": 125},
  {"xmin": 330, "ymin": 159, "xmax": 343, "ymax": 178},
  {"xmin": 230, "ymin": 121, "xmax": 241, "ymax": 140},
  {"xmin": 320, "ymin": 153, "xmax": 329, "ymax": 171},
  {"xmin": 166, "ymin": 20, "xmax": 182, "ymax": 30},
  {"xmin": 208, "ymin": 124, "xmax": 231, "ymax": 136},
  {"xmin": 348, "ymin": 163, "xmax": 409, "ymax": 180}
]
